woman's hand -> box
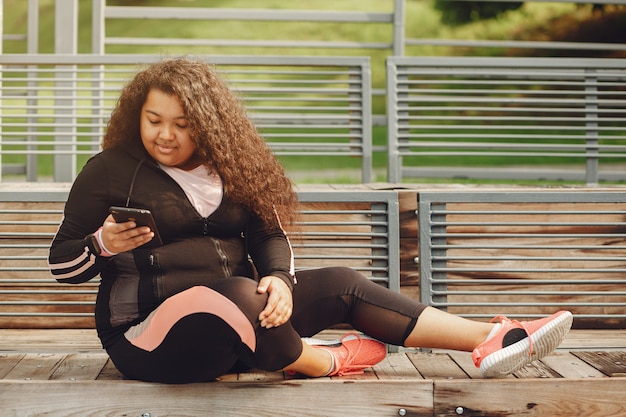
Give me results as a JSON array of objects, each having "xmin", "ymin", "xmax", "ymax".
[
  {"xmin": 257, "ymin": 276, "xmax": 293, "ymax": 329},
  {"xmin": 100, "ymin": 215, "xmax": 155, "ymax": 253}
]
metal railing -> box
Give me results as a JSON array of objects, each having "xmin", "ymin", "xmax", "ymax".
[
  {"xmin": 0, "ymin": 54, "xmax": 372, "ymax": 182},
  {"xmin": 91, "ymin": 0, "xmax": 405, "ymax": 55},
  {"xmin": 387, "ymin": 56, "xmax": 626, "ymax": 185}
]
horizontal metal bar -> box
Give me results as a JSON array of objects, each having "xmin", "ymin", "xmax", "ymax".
[
  {"xmin": 458, "ymin": 314, "xmax": 626, "ymax": 319},
  {"xmin": 430, "ymin": 209, "xmax": 626, "ymax": 215},
  {"xmin": 0, "ymin": 290, "xmax": 96, "ymax": 294},
  {"xmin": 0, "ymin": 54, "xmax": 371, "ymax": 67},
  {"xmin": 430, "ymin": 279, "xmax": 626, "ymax": 285},
  {"xmin": 431, "ymin": 244, "xmax": 626, "ymax": 250},
  {"xmin": 405, "ymin": 38, "xmax": 626, "ymax": 52},
  {"xmin": 432, "ymin": 221, "xmax": 626, "ymax": 227},
  {"xmin": 0, "ymin": 313, "xmax": 93, "ymax": 317},
  {"xmin": 431, "ymin": 302, "xmax": 626, "ymax": 308},
  {"xmin": 295, "ymin": 255, "xmax": 388, "ymax": 260},
  {"xmin": 433, "ymin": 256, "xmax": 626, "ymax": 262},
  {"xmin": 435, "ymin": 290, "xmax": 626, "ymax": 296},
  {"xmin": 105, "ymin": 6, "xmax": 394, "ymax": 23},
  {"xmin": 420, "ymin": 191, "xmax": 626, "ymax": 204},
  {"xmin": 0, "ymin": 279, "xmax": 98, "ymax": 285},
  {"xmin": 300, "ymin": 232, "xmax": 389, "ymax": 239},
  {"xmin": 0, "ymin": 301, "xmax": 94, "ymax": 306},
  {"xmin": 433, "ymin": 268, "xmax": 626, "ymax": 273},
  {"xmin": 431, "ymin": 233, "xmax": 626, "ymax": 239},
  {"xmin": 105, "ymin": 38, "xmax": 391, "ymax": 50}
]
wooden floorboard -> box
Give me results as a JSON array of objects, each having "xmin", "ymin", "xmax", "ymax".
[{"xmin": 0, "ymin": 329, "xmax": 625, "ymax": 416}]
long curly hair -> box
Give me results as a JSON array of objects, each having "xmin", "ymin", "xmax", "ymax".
[{"xmin": 102, "ymin": 57, "xmax": 299, "ymax": 228}]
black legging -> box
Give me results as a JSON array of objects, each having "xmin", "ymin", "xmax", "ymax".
[{"xmin": 107, "ymin": 266, "xmax": 427, "ymax": 383}]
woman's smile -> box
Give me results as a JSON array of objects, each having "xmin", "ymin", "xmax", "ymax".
[
  {"xmin": 140, "ymin": 88, "xmax": 198, "ymax": 170},
  {"xmin": 155, "ymin": 140, "xmax": 176, "ymax": 154}
]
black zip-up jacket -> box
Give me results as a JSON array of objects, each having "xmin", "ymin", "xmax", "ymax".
[{"xmin": 48, "ymin": 142, "xmax": 295, "ymax": 348}]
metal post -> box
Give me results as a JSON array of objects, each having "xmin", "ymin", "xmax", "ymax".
[
  {"xmin": 360, "ymin": 60, "xmax": 373, "ymax": 183},
  {"xmin": 0, "ymin": 0, "xmax": 3, "ymax": 182},
  {"xmin": 392, "ymin": 0, "xmax": 405, "ymax": 56},
  {"xmin": 54, "ymin": 0, "xmax": 78, "ymax": 181},
  {"xmin": 585, "ymin": 68, "xmax": 599, "ymax": 187},
  {"xmin": 92, "ymin": 0, "xmax": 104, "ymax": 54},
  {"xmin": 26, "ymin": 0, "xmax": 39, "ymax": 181}
]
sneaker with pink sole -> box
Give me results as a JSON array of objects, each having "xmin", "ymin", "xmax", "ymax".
[
  {"xmin": 311, "ymin": 332, "xmax": 387, "ymax": 376},
  {"xmin": 472, "ymin": 310, "xmax": 573, "ymax": 377}
]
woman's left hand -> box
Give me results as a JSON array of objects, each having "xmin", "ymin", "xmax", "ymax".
[{"xmin": 257, "ymin": 276, "xmax": 293, "ymax": 329}]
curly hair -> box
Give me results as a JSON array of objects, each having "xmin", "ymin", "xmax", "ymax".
[{"xmin": 103, "ymin": 57, "xmax": 299, "ymax": 228}]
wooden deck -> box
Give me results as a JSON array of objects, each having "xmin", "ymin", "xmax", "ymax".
[{"xmin": 1, "ymin": 329, "xmax": 625, "ymax": 417}]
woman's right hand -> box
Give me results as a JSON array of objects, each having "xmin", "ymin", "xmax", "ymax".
[{"xmin": 100, "ymin": 215, "xmax": 155, "ymax": 253}]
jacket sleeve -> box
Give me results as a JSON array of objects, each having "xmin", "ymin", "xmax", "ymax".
[
  {"xmin": 246, "ymin": 213, "xmax": 296, "ymax": 291},
  {"xmin": 48, "ymin": 156, "xmax": 114, "ymax": 284}
]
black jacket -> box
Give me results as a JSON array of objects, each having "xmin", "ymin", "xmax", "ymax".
[{"xmin": 48, "ymin": 141, "xmax": 295, "ymax": 348}]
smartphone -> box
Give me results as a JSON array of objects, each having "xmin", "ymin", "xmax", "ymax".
[{"xmin": 109, "ymin": 206, "xmax": 163, "ymax": 247}]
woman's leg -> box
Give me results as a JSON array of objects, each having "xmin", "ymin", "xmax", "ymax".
[
  {"xmin": 109, "ymin": 278, "xmax": 306, "ymax": 382},
  {"xmin": 289, "ymin": 267, "xmax": 426, "ymax": 346},
  {"xmin": 282, "ymin": 342, "xmax": 333, "ymax": 376},
  {"xmin": 286, "ymin": 266, "xmax": 572, "ymax": 377},
  {"xmin": 404, "ymin": 305, "xmax": 493, "ymax": 351}
]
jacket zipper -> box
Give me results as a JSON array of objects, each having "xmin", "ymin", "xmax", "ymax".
[{"xmin": 211, "ymin": 238, "xmax": 231, "ymax": 277}]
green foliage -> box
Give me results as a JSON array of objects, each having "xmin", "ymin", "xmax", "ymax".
[{"xmin": 434, "ymin": 0, "xmax": 524, "ymax": 25}]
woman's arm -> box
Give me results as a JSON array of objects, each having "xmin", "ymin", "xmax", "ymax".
[
  {"xmin": 48, "ymin": 156, "xmax": 113, "ymax": 284},
  {"xmin": 246, "ymin": 213, "xmax": 296, "ymax": 328},
  {"xmin": 246, "ymin": 213, "xmax": 296, "ymax": 290}
]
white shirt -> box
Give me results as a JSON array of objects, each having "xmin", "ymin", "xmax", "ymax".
[{"xmin": 159, "ymin": 164, "xmax": 223, "ymax": 218}]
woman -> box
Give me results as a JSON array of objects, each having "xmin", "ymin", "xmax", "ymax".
[{"xmin": 49, "ymin": 57, "xmax": 572, "ymax": 383}]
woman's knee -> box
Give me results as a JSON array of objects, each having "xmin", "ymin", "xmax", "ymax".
[
  {"xmin": 320, "ymin": 266, "xmax": 371, "ymax": 290},
  {"xmin": 209, "ymin": 277, "xmax": 268, "ymax": 322}
]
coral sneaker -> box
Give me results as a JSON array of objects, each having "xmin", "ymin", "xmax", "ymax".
[
  {"xmin": 472, "ymin": 310, "xmax": 573, "ymax": 378},
  {"xmin": 312, "ymin": 332, "xmax": 387, "ymax": 376}
]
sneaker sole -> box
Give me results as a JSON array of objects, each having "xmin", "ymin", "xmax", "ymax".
[
  {"xmin": 302, "ymin": 337, "xmax": 342, "ymax": 347},
  {"xmin": 480, "ymin": 311, "xmax": 573, "ymax": 378},
  {"xmin": 303, "ymin": 333, "xmax": 380, "ymax": 347}
]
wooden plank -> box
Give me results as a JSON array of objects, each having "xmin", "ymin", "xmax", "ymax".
[
  {"xmin": 0, "ymin": 380, "xmax": 436, "ymax": 417},
  {"xmin": 561, "ymin": 329, "xmax": 626, "ymax": 350},
  {"xmin": 572, "ymin": 351, "xmax": 626, "ymax": 377},
  {"xmin": 96, "ymin": 359, "xmax": 125, "ymax": 381},
  {"xmin": 2, "ymin": 353, "xmax": 65, "ymax": 380},
  {"xmin": 0, "ymin": 353, "xmax": 24, "ymax": 379},
  {"xmin": 49, "ymin": 352, "xmax": 109, "ymax": 381},
  {"xmin": 0, "ymin": 329, "xmax": 102, "ymax": 352},
  {"xmin": 446, "ymin": 351, "xmax": 488, "ymax": 379},
  {"xmin": 237, "ymin": 368, "xmax": 285, "ymax": 382},
  {"xmin": 434, "ymin": 379, "xmax": 626, "ymax": 417},
  {"xmin": 398, "ymin": 190, "xmax": 419, "ymax": 287},
  {"xmin": 372, "ymin": 352, "xmax": 424, "ymax": 380},
  {"xmin": 406, "ymin": 352, "xmax": 470, "ymax": 380},
  {"xmin": 512, "ymin": 360, "xmax": 562, "ymax": 379},
  {"xmin": 539, "ymin": 351, "xmax": 606, "ymax": 379}
]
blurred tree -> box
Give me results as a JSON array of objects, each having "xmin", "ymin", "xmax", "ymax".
[{"xmin": 434, "ymin": 0, "xmax": 524, "ymax": 24}]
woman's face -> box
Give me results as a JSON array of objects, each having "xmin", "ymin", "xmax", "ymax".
[{"xmin": 140, "ymin": 88, "xmax": 200, "ymax": 170}]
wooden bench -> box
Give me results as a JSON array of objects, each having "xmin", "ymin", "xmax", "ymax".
[
  {"xmin": 0, "ymin": 186, "xmax": 400, "ymax": 329},
  {"xmin": 386, "ymin": 56, "xmax": 626, "ymax": 185},
  {"xmin": 1, "ymin": 185, "xmax": 625, "ymax": 416},
  {"xmin": 416, "ymin": 190, "xmax": 626, "ymax": 329},
  {"xmin": 0, "ymin": 53, "xmax": 373, "ymax": 182}
]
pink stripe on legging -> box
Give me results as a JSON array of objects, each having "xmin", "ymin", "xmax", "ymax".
[{"xmin": 126, "ymin": 286, "xmax": 256, "ymax": 352}]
